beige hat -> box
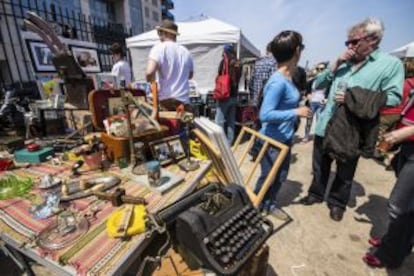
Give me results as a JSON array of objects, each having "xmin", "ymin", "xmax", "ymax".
[{"xmin": 156, "ymin": 20, "xmax": 179, "ymax": 35}]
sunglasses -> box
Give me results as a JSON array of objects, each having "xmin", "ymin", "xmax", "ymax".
[
  {"xmin": 316, "ymin": 67, "xmax": 325, "ymax": 71},
  {"xmin": 345, "ymin": 35, "xmax": 371, "ymax": 47},
  {"xmin": 300, "ymin": 43, "xmax": 305, "ymax": 50}
]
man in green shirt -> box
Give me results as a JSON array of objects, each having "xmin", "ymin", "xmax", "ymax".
[{"xmin": 299, "ymin": 17, "xmax": 404, "ymax": 221}]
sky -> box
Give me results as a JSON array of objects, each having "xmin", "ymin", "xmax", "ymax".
[{"xmin": 172, "ymin": 0, "xmax": 414, "ymax": 68}]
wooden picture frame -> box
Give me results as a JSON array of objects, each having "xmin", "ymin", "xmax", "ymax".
[
  {"xmin": 26, "ymin": 40, "xmax": 55, "ymax": 72},
  {"xmin": 149, "ymin": 135, "xmax": 186, "ymax": 165},
  {"xmin": 70, "ymin": 45, "xmax": 101, "ymax": 73},
  {"xmin": 232, "ymin": 126, "xmax": 289, "ymax": 208},
  {"xmin": 194, "ymin": 118, "xmax": 289, "ymax": 208},
  {"xmin": 149, "ymin": 140, "xmax": 172, "ymax": 165},
  {"xmin": 167, "ymin": 136, "xmax": 186, "ymax": 161}
]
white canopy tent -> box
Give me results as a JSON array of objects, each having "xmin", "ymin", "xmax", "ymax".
[
  {"xmin": 390, "ymin": 41, "xmax": 414, "ymax": 58},
  {"xmin": 126, "ymin": 17, "xmax": 260, "ymax": 94}
]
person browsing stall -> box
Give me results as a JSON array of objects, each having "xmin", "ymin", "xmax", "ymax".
[
  {"xmin": 214, "ymin": 44, "xmax": 241, "ymax": 145},
  {"xmin": 249, "ymin": 42, "xmax": 277, "ymax": 107},
  {"xmin": 110, "ymin": 42, "xmax": 132, "ymax": 87},
  {"xmin": 254, "ymin": 31, "xmax": 311, "ymax": 220},
  {"xmin": 362, "ymin": 70, "xmax": 414, "ymax": 269},
  {"xmin": 146, "ymin": 20, "xmax": 194, "ymax": 111},
  {"xmin": 299, "ymin": 17, "xmax": 404, "ymax": 221}
]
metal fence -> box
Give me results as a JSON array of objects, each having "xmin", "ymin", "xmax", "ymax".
[{"xmin": 0, "ymin": 0, "xmax": 132, "ymax": 94}]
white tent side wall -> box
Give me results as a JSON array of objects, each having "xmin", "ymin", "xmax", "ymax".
[
  {"xmin": 126, "ymin": 17, "xmax": 260, "ymax": 95},
  {"xmin": 390, "ymin": 41, "xmax": 414, "ymax": 58}
]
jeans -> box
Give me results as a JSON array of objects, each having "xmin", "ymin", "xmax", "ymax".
[
  {"xmin": 304, "ymin": 101, "xmax": 324, "ymax": 140},
  {"xmin": 215, "ymin": 97, "xmax": 237, "ymax": 145},
  {"xmin": 375, "ymin": 142, "xmax": 414, "ymax": 268},
  {"xmin": 308, "ymin": 135, "xmax": 359, "ymax": 210},
  {"xmin": 254, "ymin": 145, "xmax": 291, "ymax": 209}
]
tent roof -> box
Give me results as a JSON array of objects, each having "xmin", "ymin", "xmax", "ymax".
[
  {"xmin": 390, "ymin": 41, "xmax": 414, "ymax": 58},
  {"xmin": 126, "ymin": 17, "xmax": 260, "ymax": 58}
]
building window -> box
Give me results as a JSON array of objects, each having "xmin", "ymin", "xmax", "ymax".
[
  {"xmin": 145, "ymin": 7, "xmax": 149, "ymax": 18},
  {"xmin": 152, "ymin": 0, "xmax": 158, "ymax": 6},
  {"xmin": 152, "ymin": 11, "xmax": 159, "ymax": 21}
]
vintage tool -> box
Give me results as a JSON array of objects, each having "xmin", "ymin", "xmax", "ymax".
[
  {"xmin": 61, "ymin": 180, "xmax": 104, "ymax": 196},
  {"xmin": 142, "ymin": 183, "xmax": 273, "ymax": 276},
  {"xmin": 178, "ymin": 112, "xmax": 199, "ymax": 172},
  {"xmin": 60, "ymin": 176, "xmax": 121, "ymax": 201},
  {"xmin": 39, "ymin": 174, "xmax": 61, "ymax": 189},
  {"xmin": 117, "ymin": 204, "xmax": 134, "ymax": 237},
  {"xmin": 94, "ymin": 188, "xmax": 147, "ymax": 206},
  {"xmin": 106, "ymin": 204, "xmax": 147, "ymax": 238},
  {"xmin": 71, "ymin": 160, "xmax": 84, "ymax": 176},
  {"xmin": 176, "ymin": 184, "xmax": 273, "ymax": 275}
]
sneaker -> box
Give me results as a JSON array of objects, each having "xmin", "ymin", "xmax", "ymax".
[{"xmin": 267, "ymin": 205, "xmax": 289, "ymax": 221}]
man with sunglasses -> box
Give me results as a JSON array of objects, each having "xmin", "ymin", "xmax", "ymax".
[
  {"xmin": 146, "ymin": 20, "xmax": 194, "ymax": 112},
  {"xmin": 299, "ymin": 17, "xmax": 404, "ymax": 221}
]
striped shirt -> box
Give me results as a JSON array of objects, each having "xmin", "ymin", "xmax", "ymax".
[{"xmin": 249, "ymin": 55, "xmax": 276, "ymax": 105}]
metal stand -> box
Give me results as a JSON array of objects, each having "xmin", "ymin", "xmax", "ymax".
[{"xmin": 178, "ymin": 118, "xmax": 199, "ymax": 172}]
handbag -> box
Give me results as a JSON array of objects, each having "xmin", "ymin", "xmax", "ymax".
[{"xmin": 213, "ymin": 55, "xmax": 231, "ymax": 101}]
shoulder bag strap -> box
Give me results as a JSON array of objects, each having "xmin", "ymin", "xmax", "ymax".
[{"xmin": 222, "ymin": 55, "xmax": 229, "ymax": 75}]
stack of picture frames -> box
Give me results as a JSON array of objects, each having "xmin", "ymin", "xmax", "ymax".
[
  {"xmin": 193, "ymin": 117, "xmax": 289, "ymax": 208},
  {"xmin": 148, "ymin": 135, "xmax": 186, "ymax": 166},
  {"xmin": 26, "ymin": 39, "xmax": 101, "ymax": 73}
]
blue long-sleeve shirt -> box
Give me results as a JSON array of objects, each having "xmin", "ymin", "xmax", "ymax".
[{"xmin": 260, "ymin": 71, "xmax": 300, "ymax": 144}]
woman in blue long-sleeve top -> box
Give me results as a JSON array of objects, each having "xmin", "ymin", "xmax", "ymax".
[{"xmin": 254, "ymin": 31, "xmax": 312, "ymax": 220}]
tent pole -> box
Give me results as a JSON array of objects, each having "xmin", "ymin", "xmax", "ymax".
[{"xmin": 237, "ymin": 39, "xmax": 241, "ymax": 59}]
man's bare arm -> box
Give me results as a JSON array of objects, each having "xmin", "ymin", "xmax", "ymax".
[{"xmin": 146, "ymin": 59, "xmax": 158, "ymax": 82}]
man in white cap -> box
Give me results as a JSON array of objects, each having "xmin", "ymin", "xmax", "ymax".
[{"xmin": 146, "ymin": 19, "xmax": 194, "ymax": 111}]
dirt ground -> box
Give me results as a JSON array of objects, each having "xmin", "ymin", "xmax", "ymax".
[{"xmin": 1, "ymin": 120, "xmax": 413, "ymax": 275}]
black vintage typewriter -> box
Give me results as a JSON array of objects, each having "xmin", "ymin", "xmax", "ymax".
[{"xmin": 174, "ymin": 184, "xmax": 273, "ymax": 275}]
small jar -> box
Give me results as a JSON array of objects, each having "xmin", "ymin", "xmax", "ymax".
[{"xmin": 146, "ymin": 161, "xmax": 161, "ymax": 187}]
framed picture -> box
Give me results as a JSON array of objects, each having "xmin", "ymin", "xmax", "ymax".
[
  {"xmin": 107, "ymin": 96, "xmax": 146, "ymax": 116},
  {"xmin": 26, "ymin": 40, "xmax": 55, "ymax": 72},
  {"xmin": 167, "ymin": 137, "xmax": 186, "ymax": 161},
  {"xmin": 150, "ymin": 141, "xmax": 173, "ymax": 166},
  {"xmin": 70, "ymin": 46, "xmax": 101, "ymax": 73},
  {"xmin": 149, "ymin": 135, "xmax": 186, "ymax": 165}
]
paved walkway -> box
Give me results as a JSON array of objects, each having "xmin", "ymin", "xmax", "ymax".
[{"xmin": 262, "ymin": 129, "xmax": 413, "ymax": 276}]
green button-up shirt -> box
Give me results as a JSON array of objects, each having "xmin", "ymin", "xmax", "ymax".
[{"xmin": 314, "ymin": 49, "xmax": 404, "ymax": 137}]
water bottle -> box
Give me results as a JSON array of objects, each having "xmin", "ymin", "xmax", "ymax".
[{"xmin": 335, "ymin": 81, "xmax": 347, "ymax": 105}]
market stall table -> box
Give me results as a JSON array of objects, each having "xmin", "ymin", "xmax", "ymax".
[{"xmin": 0, "ymin": 159, "xmax": 211, "ymax": 275}]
